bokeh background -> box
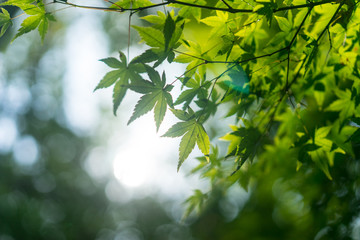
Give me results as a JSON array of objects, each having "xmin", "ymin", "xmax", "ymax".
[
  {"xmin": 1, "ymin": 1, "xmax": 360, "ymax": 240},
  {"xmin": 0, "ymin": 2, "xmax": 207, "ymax": 239}
]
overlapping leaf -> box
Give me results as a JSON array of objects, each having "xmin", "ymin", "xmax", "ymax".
[
  {"xmin": 0, "ymin": 8, "xmax": 11, "ymax": 37},
  {"xmin": 133, "ymin": 13, "xmax": 183, "ymax": 66},
  {"xmin": 5, "ymin": 1, "xmax": 56, "ymax": 42},
  {"xmin": 127, "ymin": 65, "xmax": 173, "ymax": 131},
  {"xmin": 163, "ymin": 111, "xmax": 210, "ymax": 171},
  {"xmin": 95, "ymin": 52, "xmax": 146, "ymax": 115}
]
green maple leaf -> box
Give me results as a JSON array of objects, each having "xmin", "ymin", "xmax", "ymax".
[
  {"xmin": 163, "ymin": 118, "xmax": 210, "ymax": 171},
  {"xmin": 325, "ymin": 89, "xmax": 355, "ymax": 123},
  {"xmin": 0, "ymin": 8, "xmax": 12, "ymax": 37},
  {"xmin": 174, "ymin": 40, "xmax": 210, "ymax": 84},
  {"xmin": 0, "ymin": 0, "xmax": 34, "ymax": 9},
  {"xmin": 183, "ymin": 189, "xmax": 208, "ymax": 220},
  {"xmin": 95, "ymin": 51, "xmax": 146, "ymax": 115},
  {"xmin": 10, "ymin": 2, "xmax": 55, "ymax": 42},
  {"xmin": 127, "ymin": 65, "xmax": 173, "ymax": 131},
  {"xmin": 110, "ymin": 0, "xmax": 153, "ymax": 9},
  {"xmin": 220, "ymin": 125, "xmax": 261, "ymax": 169},
  {"xmin": 174, "ymin": 73, "xmax": 209, "ymax": 109},
  {"xmin": 306, "ymin": 126, "xmax": 346, "ymax": 180},
  {"xmin": 132, "ymin": 25, "xmax": 164, "ymax": 48}
]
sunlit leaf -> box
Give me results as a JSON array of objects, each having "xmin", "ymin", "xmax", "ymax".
[
  {"xmin": 100, "ymin": 57, "xmax": 124, "ymax": 68},
  {"xmin": 128, "ymin": 90, "xmax": 161, "ymax": 125},
  {"xmin": 133, "ymin": 25, "xmax": 164, "ymax": 48},
  {"xmin": 94, "ymin": 70, "xmax": 123, "ymax": 91},
  {"xmin": 275, "ymin": 16, "xmax": 292, "ymax": 32},
  {"xmin": 113, "ymin": 78, "xmax": 128, "ymax": 116},
  {"xmin": 178, "ymin": 125, "xmax": 197, "ymax": 171},
  {"xmin": 154, "ymin": 92, "xmax": 167, "ymax": 131},
  {"xmin": 196, "ymin": 123, "xmax": 210, "ymax": 156},
  {"xmin": 162, "ymin": 120, "xmax": 196, "ymax": 137},
  {"xmin": 0, "ymin": 8, "xmax": 11, "ymax": 37}
]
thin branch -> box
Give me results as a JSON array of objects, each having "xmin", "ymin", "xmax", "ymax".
[
  {"xmin": 173, "ymin": 49, "xmax": 207, "ymax": 62},
  {"xmin": 285, "ymin": 6, "xmax": 312, "ymax": 89},
  {"xmin": 220, "ymin": 0, "xmax": 233, "ymax": 10},
  {"xmin": 103, "ymin": 0, "xmax": 123, "ymax": 9},
  {"xmin": 289, "ymin": 7, "xmax": 312, "ymax": 47},
  {"xmin": 53, "ymin": 0, "xmax": 168, "ymax": 12},
  {"xmin": 52, "ymin": 0, "xmax": 338, "ymax": 14},
  {"xmin": 286, "ymin": 51, "xmax": 290, "ymax": 89},
  {"xmin": 323, "ymin": 28, "xmax": 332, "ymax": 70},
  {"xmin": 171, "ymin": 0, "xmax": 336, "ymax": 14},
  {"xmin": 170, "ymin": 62, "xmax": 207, "ymax": 85},
  {"xmin": 288, "ymin": 2, "xmax": 344, "ymax": 89},
  {"xmin": 128, "ymin": 11, "xmax": 134, "ymax": 61},
  {"xmin": 169, "ymin": 0, "xmax": 252, "ymax": 13},
  {"xmin": 249, "ymin": 58, "xmax": 287, "ymax": 77},
  {"xmin": 274, "ymin": 0, "xmax": 334, "ymax": 13},
  {"xmin": 289, "ymin": 97, "xmax": 312, "ymax": 140}
]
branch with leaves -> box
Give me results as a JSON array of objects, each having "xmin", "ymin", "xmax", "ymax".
[{"xmin": 1, "ymin": 0, "xmax": 360, "ymax": 222}]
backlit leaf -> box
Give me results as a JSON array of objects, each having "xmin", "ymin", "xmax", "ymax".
[
  {"xmin": 275, "ymin": 16, "xmax": 292, "ymax": 32},
  {"xmin": 133, "ymin": 25, "xmax": 164, "ymax": 48},
  {"xmin": 178, "ymin": 125, "xmax": 197, "ymax": 171},
  {"xmin": 162, "ymin": 120, "xmax": 196, "ymax": 137},
  {"xmin": 113, "ymin": 79, "xmax": 128, "ymax": 116},
  {"xmin": 196, "ymin": 123, "xmax": 210, "ymax": 156},
  {"xmin": 128, "ymin": 91, "xmax": 161, "ymax": 125},
  {"xmin": 14, "ymin": 15, "xmax": 42, "ymax": 40},
  {"xmin": 0, "ymin": 8, "xmax": 11, "ymax": 37},
  {"xmin": 154, "ymin": 92, "xmax": 167, "ymax": 131},
  {"xmin": 100, "ymin": 57, "xmax": 123, "ymax": 68},
  {"xmin": 94, "ymin": 70, "xmax": 123, "ymax": 91}
]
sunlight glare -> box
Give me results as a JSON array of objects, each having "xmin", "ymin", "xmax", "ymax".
[
  {"xmin": 113, "ymin": 148, "xmax": 150, "ymax": 188},
  {"xmin": 112, "ymin": 115, "xmax": 169, "ymax": 188}
]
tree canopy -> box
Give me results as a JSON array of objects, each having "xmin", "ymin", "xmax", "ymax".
[{"xmin": 1, "ymin": 0, "xmax": 360, "ymax": 238}]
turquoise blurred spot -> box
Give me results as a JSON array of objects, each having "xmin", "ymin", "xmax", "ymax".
[{"xmin": 224, "ymin": 65, "xmax": 249, "ymax": 94}]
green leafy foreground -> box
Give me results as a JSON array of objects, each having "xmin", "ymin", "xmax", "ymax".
[{"xmin": 3, "ymin": 0, "xmax": 360, "ymax": 233}]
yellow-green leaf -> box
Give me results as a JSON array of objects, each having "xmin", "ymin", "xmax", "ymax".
[
  {"xmin": 133, "ymin": 26, "xmax": 164, "ymax": 48},
  {"xmin": 178, "ymin": 125, "xmax": 197, "ymax": 171},
  {"xmin": 275, "ymin": 16, "xmax": 292, "ymax": 32},
  {"xmin": 196, "ymin": 123, "xmax": 210, "ymax": 156},
  {"xmin": 128, "ymin": 90, "xmax": 161, "ymax": 125},
  {"xmin": 94, "ymin": 70, "xmax": 123, "ymax": 91},
  {"xmin": 154, "ymin": 92, "xmax": 167, "ymax": 132}
]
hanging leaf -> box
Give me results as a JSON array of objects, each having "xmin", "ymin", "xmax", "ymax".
[
  {"xmin": 130, "ymin": 48, "xmax": 161, "ymax": 64},
  {"xmin": 112, "ymin": 79, "xmax": 127, "ymax": 116},
  {"xmin": 100, "ymin": 57, "xmax": 124, "ymax": 68},
  {"xmin": 163, "ymin": 118, "xmax": 210, "ymax": 171},
  {"xmin": 11, "ymin": 2, "xmax": 54, "ymax": 42},
  {"xmin": 164, "ymin": 13, "xmax": 175, "ymax": 51},
  {"xmin": 94, "ymin": 70, "xmax": 123, "ymax": 91},
  {"xmin": 128, "ymin": 91, "xmax": 162, "ymax": 124},
  {"xmin": 132, "ymin": 25, "xmax": 164, "ymax": 48},
  {"xmin": 0, "ymin": 8, "xmax": 12, "ymax": 37},
  {"xmin": 127, "ymin": 65, "xmax": 173, "ymax": 131},
  {"xmin": 96, "ymin": 51, "xmax": 147, "ymax": 115}
]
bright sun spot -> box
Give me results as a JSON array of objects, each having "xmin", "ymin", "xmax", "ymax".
[
  {"xmin": 112, "ymin": 114, "xmax": 175, "ymax": 188},
  {"xmin": 113, "ymin": 148, "xmax": 151, "ymax": 188},
  {"xmin": 110, "ymin": 51, "xmax": 184, "ymax": 190}
]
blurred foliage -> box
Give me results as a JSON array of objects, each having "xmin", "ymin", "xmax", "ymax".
[
  {"xmin": 190, "ymin": 145, "xmax": 360, "ymax": 239},
  {"xmin": 0, "ymin": 5, "xmax": 191, "ymax": 240}
]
